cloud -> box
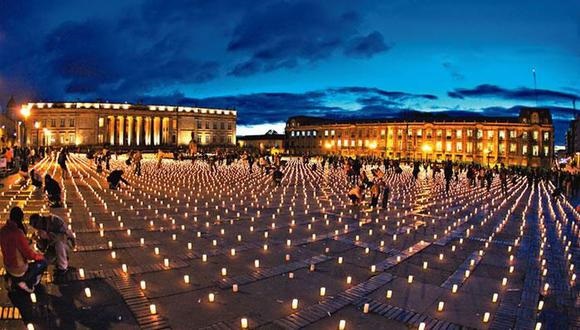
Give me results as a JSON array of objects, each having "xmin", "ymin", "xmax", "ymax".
[
  {"xmin": 448, "ymin": 84, "xmax": 579, "ymax": 104},
  {"xmin": 442, "ymin": 61, "xmax": 465, "ymax": 81},
  {"xmin": 344, "ymin": 31, "xmax": 390, "ymax": 58},
  {"xmin": 136, "ymin": 86, "xmax": 439, "ymax": 126},
  {"xmin": 227, "ymin": 1, "xmax": 390, "ymax": 76}
]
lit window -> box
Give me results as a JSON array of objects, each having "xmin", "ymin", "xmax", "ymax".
[
  {"xmin": 466, "ymin": 129, "xmax": 473, "ymax": 137},
  {"xmin": 446, "ymin": 129, "xmax": 452, "ymax": 138},
  {"xmin": 445, "ymin": 141, "xmax": 452, "ymax": 152},
  {"xmin": 510, "ymin": 130, "xmax": 517, "ymax": 138},
  {"xmin": 436, "ymin": 130, "xmax": 442, "ymax": 137},
  {"xmin": 351, "ymin": 140, "xmax": 355, "ymax": 147},
  {"xmin": 543, "ymin": 146, "xmax": 549, "ymax": 156},
  {"xmin": 291, "ymin": 131, "xmax": 295, "ymax": 137},
  {"xmin": 456, "ymin": 130, "xmax": 462, "ymax": 138},
  {"xmin": 98, "ymin": 118, "xmax": 104, "ymax": 127},
  {"xmin": 69, "ymin": 119, "xmax": 75, "ymax": 127},
  {"xmin": 543, "ymin": 132, "xmax": 549, "ymax": 141},
  {"xmin": 487, "ymin": 130, "xmax": 494, "ymax": 139},
  {"xmin": 499, "ymin": 144, "xmax": 505, "ymax": 154},
  {"xmin": 330, "ymin": 130, "xmax": 335, "ymax": 136},
  {"xmin": 510, "ymin": 143, "xmax": 517, "ymax": 153},
  {"xmin": 466, "ymin": 142, "xmax": 473, "ymax": 153},
  {"xmin": 533, "ymin": 131, "xmax": 539, "ymax": 141},
  {"xmin": 499, "ymin": 130, "xmax": 505, "ymax": 139},
  {"xmin": 312, "ymin": 131, "xmax": 317, "ymax": 136},
  {"xmin": 532, "ymin": 145, "xmax": 539, "ymax": 156},
  {"xmin": 324, "ymin": 130, "xmax": 328, "ymax": 136},
  {"xmin": 381, "ymin": 129, "xmax": 386, "ymax": 136},
  {"xmin": 476, "ymin": 130, "xmax": 483, "ymax": 139},
  {"xmin": 522, "ymin": 145, "xmax": 528, "ymax": 155},
  {"xmin": 436, "ymin": 141, "xmax": 442, "ymax": 151},
  {"xmin": 456, "ymin": 142, "xmax": 462, "ymax": 152}
]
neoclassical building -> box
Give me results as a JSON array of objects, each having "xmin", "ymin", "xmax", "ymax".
[
  {"xmin": 13, "ymin": 101, "xmax": 236, "ymax": 148},
  {"xmin": 286, "ymin": 107, "xmax": 554, "ymax": 167}
]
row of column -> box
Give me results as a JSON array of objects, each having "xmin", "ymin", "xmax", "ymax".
[{"xmin": 103, "ymin": 115, "xmax": 173, "ymax": 146}]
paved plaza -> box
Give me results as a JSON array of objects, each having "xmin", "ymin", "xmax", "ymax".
[{"xmin": 0, "ymin": 155, "xmax": 578, "ymax": 329}]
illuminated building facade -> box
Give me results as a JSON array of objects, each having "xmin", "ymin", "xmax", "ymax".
[
  {"xmin": 237, "ymin": 130, "xmax": 285, "ymax": 154},
  {"xmin": 15, "ymin": 102, "xmax": 236, "ymax": 148},
  {"xmin": 286, "ymin": 108, "xmax": 554, "ymax": 167}
]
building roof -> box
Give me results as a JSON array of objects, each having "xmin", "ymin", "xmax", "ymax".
[
  {"xmin": 287, "ymin": 107, "xmax": 552, "ymax": 127},
  {"xmin": 21, "ymin": 101, "xmax": 237, "ymax": 116}
]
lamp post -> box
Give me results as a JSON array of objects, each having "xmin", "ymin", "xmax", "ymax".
[
  {"xmin": 34, "ymin": 122, "xmax": 40, "ymax": 147},
  {"xmin": 20, "ymin": 105, "xmax": 31, "ymax": 146}
]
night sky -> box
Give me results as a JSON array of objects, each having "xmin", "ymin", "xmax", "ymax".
[{"xmin": 0, "ymin": 0, "xmax": 579, "ymax": 144}]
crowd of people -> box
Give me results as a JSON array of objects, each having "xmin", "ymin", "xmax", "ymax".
[{"xmin": 1, "ymin": 146, "xmax": 579, "ymax": 297}]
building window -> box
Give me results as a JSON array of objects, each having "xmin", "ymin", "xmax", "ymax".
[
  {"xmin": 476, "ymin": 129, "xmax": 483, "ymax": 139},
  {"xmin": 50, "ymin": 119, "xmax": 56, "ymax": 127},
  {"xmin": 351, "ymin": 140, "xmax": 355, "ymax": 147},
  {"xmin": 213, "ymin": 122, "xmax": 217, "ymax": 129},
  {"xmin": 543, "ymin": 146, "xmax": 549, "ymax": 156},
  {"xmin": 337, "ymin": 140, "xmax": 342, "ymax": 147},
  {"xmin": 522, "ymin": 145, "xmax": 528, "ymax": 155},
  {"xmin": 331, "ymin": 130, "xmax": 335, "ymax": 136},
  {"xmin": 205, "ymin": 122, "xmax": 210, "ymax": 129},
  {"xmin": 436, "ymin": 129, "xmax": 442, "ymax": 137},
  {"xmin": 60, "ymin": 119, "xmax": 65, "ymax": 127},
  {"xmin": 426, "ymin": 129, "xmax": 432, "ymax": 138},
  {"xmin": 307, "ymin": 131, "xmax": 311, "ymax": 136},
  {"xmin": 456, "ymin": 130, "xmax": 462, "ymax": 138},
  {"xmin": 487, "ymin": 130, "xmax": 494, "ymax": 139},
  {"xmin": 446, "ymin": 129, "xmax": 452, "ymax": 138},
  {"xmin": 312, "ymin": 130, "xmax": 317, "ymax": 136},
  {"xmin": 228, "ymin": 122, "xmax": 232, "ymax": 130},
  {"xmin": 456, "ymin": 142, "xmax": 462, "ymax": 152},
  {"xmin": 69, "ymin": 119, "xmax": 75, "ymax": 127},
  {"xmin": 445, "ymin": 141, "xmax": 452, "ymax": 152},
  {"xmin": 221, "ymin": 122, "xmax": 225, "ymax": 129},
  {"xmin": 532, "ymin": 131, "xmax": 539, "ymax": 141},
  {"xmin": 510, "ymin": 130, "xmax": 517, "ymax": 138},
  {"xmin": 466, "ymin": 129, "xmax": 473, "ymax": 137},
  {"xmin": 499, "ymin": 144, "xmax": 505, "ymax": 154},
  {"xmin": 397, "ymin": 129, "xmax": 403, "ymax": 137},
  {"xmin": 532, "ymin": 145, "xmax": 539, "ymax": 156},
  {"xmin": 522, "ymin": 131, "xmax": 528, "ymax": 139},
  {"xmin": 543, "ymin": 132, "xmax": 549, "ymax": 141},
  {"xmin": 69, "ymin": 133, "xmax": 75, "ymax": 144},
  {"xmin": 197, "ymin": 121, "xmax": 201, "ymax": 129},
  {"xmin": 487, "ymin": 143, "xmax": 493, "ymax": 152},
  {"xmin": 324, "ymin": 130, "xmax": 328, "ymax": 137},
  {"xmin": 499, "ymin": 130, "xmax": 505, "ymax": 139},
  {"xmin": 436, "ymin": 141, "xmax": 442, "ymax": 152},
  {"xmin": 98, "ymin": 118, "xmax": 104, "ymax": 127},
  {"xmin": 466, "ymin": 142, "xmax": 473, "ymax": 153},
  {"xmin": 291, "ymin": 131, "xmax": 295, "ymax": 137},
  {"xmin": 477, "ymin": 142, "xmax": 483, "ymax": 151},
  {"xmin": 510, "ymin": 143, "xmax": 517, "ymax": 153},
  {"xmin": 381, "ymin": 129, "xmax": 386, "ymax": 136}
]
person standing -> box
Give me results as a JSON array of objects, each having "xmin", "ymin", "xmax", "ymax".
[
  {"xmin": 29, "ymin": 213, "xmax": 76, "ymax": 276},
  {"xmin": 444, "ymin": 160, "xmax": 453, "ymax": 195},
  {"xmin": 133, "ymin": 150, "xmax": 142, "ymax": 176},
  {"xmin": 0, "ymin": 207, "xmax": 46, "ymax": 292},
  {"xmin": 57, "ymin": 147, "xmax": 68, "ymax": 179}
]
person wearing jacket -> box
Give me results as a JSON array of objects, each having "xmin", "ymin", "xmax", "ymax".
[
  {"xmin": 29, "ymin": 213, "xmax": 76, "ymax": 275},
  {"xmin": 0, "ymin": 207, "xmax": 46, "ymax": 293}
]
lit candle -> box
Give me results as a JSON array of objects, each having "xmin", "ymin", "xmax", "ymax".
[
  {"xmin": 483, "ymin": 312, "xmax": 490, "ymax": 323},
  {"xmin": 241, "ymin": 318, "xmax": 248, "ymax": 329},
  {"xmin": 319, "ymin": 287, "xmax": 326, "ymax": 296},
  {"xmin": 150, "ymin": 304, "xmax": 157, "ymax": 314},
  {"xmin": 291, "ymin": 298, "xmax": 298, "ymax": 309},
  {"xmin": 338, "ymin": 320, "xmax": 346, "ymax": 330},
  {"xmin": 363, "ymin": 303, "xmax": 369, "ymax": 313},
  {"xmin": 85, "ymin": 287, "xmax": 92, "ymax": 298},
  {"xmin": 184, "ymin": 275, "xmax": 190, "ymax": 284},
  {"xmin": 79, "ymin": 268, "xmax": 85, "ymax": 279},
  {"xmin": 140, "ymin": 280, "xmax": 147, "ymax": 290},
  {"xmin": 437, "ymin": 301, "xmax": 444, "ymax": 312}
]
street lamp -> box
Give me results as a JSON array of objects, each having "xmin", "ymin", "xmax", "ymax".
[
  {"xmin": 34, "ymin": 121, "xmax": 40, "ymax": 147},
  {"xmin": 20, "ymin": 105, "xmax": 31, "ymax": 146}
]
